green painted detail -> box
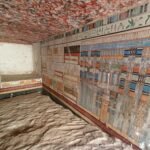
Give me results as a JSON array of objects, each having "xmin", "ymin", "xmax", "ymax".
[
  {"xmin": 145, "ymin": 15, "xmax": 150, "ymax": 25},
  {"xmin": 126, "ymin": 19, "xmax": 135, "ymax": 29}
]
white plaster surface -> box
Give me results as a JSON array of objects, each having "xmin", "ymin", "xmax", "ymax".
[
  {"xmin": 32, "ymin": 43, "xmax": 41, "ymax": 76},
  {"xmin": 0, "ymin": 43, "xmax": 33, "ymax": 75}
]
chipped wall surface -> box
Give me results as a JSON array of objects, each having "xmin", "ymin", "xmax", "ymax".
[
  {"xmin": 0, "ymin": 42, "xmax": 42, "ymax": 76},
  {"xmin": 0, "ymin": 0, "xmax": 149, "ymax": 44},
  {"xmin": 41, "ymin": 26, "xmax": 150, "ymax": 149},
  {"xmin": 0, "ymin": 43, "xmax": 33, "ymax": 75},
  {"xmin": 0, "ymin": 42, "xmax": 42, "ymax": 94},
  {"xmin": 32, "ymin": 43, "xmax": 42, "ymax": 76}
]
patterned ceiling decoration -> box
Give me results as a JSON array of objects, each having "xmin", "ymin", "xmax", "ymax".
[{"xmin": 0, "ymin": 0, "xmax": 148, "ymax": 44}]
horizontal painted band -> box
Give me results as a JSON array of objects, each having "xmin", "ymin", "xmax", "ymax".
[{"xmin": 0, "ymin": 83, "xmax": 42, "ymax": 94}]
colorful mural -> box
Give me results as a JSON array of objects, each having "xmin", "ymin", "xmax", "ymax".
[
  {"xmin": 80, "ymin": 41, "xmax": 150, "ymax": 149},
  {"xmin": 42, "ymin": 38, "xmax": 150, "ymax": 149}
]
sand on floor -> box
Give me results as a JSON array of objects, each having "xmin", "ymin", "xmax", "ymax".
[{"xmin": 0, "ymin": 93, "xmax": 133, "ymax": 150}]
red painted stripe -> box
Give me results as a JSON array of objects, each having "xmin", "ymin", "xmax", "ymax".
[
  {"xmin": 65, "ymin": 58, "xmax": 78, "ymax": 61},
  {"xmin": 0, "ymin": 83, "xmax": 42, "ymax": 93},
  {"xmin": 65, "ymin": 53, "xmax": 80, "ymax": 56},
  {"xmin": 43, "ymin": 84, "xmax": 140, "ymax": 150}
]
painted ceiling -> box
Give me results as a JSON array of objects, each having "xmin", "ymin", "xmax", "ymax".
[{"xmin": 0, "ymin": 0, "xmax": 148, "ymax": 44}]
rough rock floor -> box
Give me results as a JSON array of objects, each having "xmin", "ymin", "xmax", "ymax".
[{"xmin": 0, "ymin": 93, "xmax": 133, "ymax": 150}]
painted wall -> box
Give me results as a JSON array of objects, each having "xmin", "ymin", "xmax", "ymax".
[
  {"xmin": 41, "ymin": 26, "xmax": 150, "ymax": 149},
  {"xmin": 0, "ymin": 43, "xmax": 33, "ymax": 75}
]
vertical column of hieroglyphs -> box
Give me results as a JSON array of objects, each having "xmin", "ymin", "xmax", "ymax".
[{"xmin": 63, "ymin": 46, "xmax": 80, "ymax": 103}]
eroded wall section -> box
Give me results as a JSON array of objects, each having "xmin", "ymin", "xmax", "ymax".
[{"xmin": 0, "ymin": 42, "xmax": 42, "ymax": 94}]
